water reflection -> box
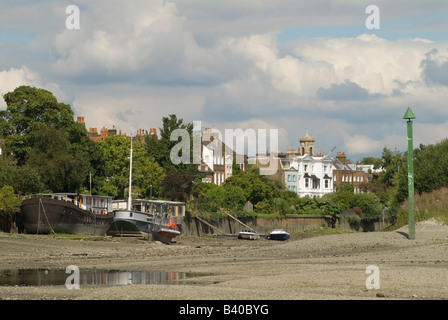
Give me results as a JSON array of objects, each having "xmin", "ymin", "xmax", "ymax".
[{"xmin": 0, "ymin": 268, "xmax": 203, "ymax": 287}]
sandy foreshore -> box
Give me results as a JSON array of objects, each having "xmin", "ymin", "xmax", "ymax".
[{"xmin": 0, "ymin": 220, "xmax": 447, "ymax": 301}]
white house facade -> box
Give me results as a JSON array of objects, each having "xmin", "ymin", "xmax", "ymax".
[
  {"xmin": 282, "ymin": 154, "xmax": 333, "ymax": 198},
  {"xmin": 197, "ymin": 128, "xmax": 247, "ymax": 186}
]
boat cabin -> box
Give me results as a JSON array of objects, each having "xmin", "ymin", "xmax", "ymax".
[
  {"xmin": 37, "ymin": 193, "xmax": 113, "ymax": 215},
  {"xmin": 112, "ymin": 199, "xmax": 185, "ymax": 223}
]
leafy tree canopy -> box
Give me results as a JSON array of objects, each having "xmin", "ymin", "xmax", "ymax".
[
  {"xmin": 96, "ymin": 135, "xmax": 165, "ymax": 199},
  {"xmin": 0, "ymin": 86, "xmax": 74, "ymax": 164},
  {"xmin": 146, "ymin": 114, "xmax": 195, "ymax": 172}
]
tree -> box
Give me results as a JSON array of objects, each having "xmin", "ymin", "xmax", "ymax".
[
  {"xmin": 146, "ymin": 114, "xmax": 195, "ymax": 172},
  {"xmin": 413, "ymin": 139, "xmax": 448, "ymax": 194},
  {"xmin": 223, "ymin": 184, "xmax": 246, "ymax": 211},
  {"xmin": 196, "ymin": 183, "xmax": 225, "ymax": 212},
  {"xmin": 272, "ymin": 197, "xmax": 288, "ymax": 215},
  {"xmin": 160, "ymin": 170, "xmax": 195, "ymax": 202},
  {"xmin": 26, "ymin": 124, "xmax": 91, "ymax": 192},
  {"xmin": 323, "ymin": 183, "xmax": 354, "ymax": 210},
  {"xmin": 0, "ymin": 86, "xmax": 74, "ymax": 164},
  {"xmin": 96, "ymin": 135, "xmax": 165, "ymax": 199},
  {"xmin": 359, "ymin": 156, "xmax": 382, "ymax": 169},
  {"xmin": 350, "ymin": 192, "xmax": 383, "ymax": 221},
  {"xmin": 378, "ymin": 147, "xmax": 404, "ymax": 187},
  {"xmin": 0, "ymin": 185, "xmax": 21, "ymax": 216},
  {"xmin": 223, "ymin": 166, "xmax": 273, "ymax": 207},
  {"xmin": 0, "ymin": 158, "xmax": 44, "ymax": 195}
]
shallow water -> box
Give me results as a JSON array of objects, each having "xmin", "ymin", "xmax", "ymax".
[{"xmin": 0, "ymin": 268, "xmax": 207, "ymax": 287}]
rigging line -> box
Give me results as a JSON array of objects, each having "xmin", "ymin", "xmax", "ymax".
[{"xmin": 39, "ymin": 198, "xmax": 55, "ymax": 234}]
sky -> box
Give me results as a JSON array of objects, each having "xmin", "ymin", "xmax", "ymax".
[{"xmin": 1, "ymin": 1, "xmax": 448, "ymax": 161}]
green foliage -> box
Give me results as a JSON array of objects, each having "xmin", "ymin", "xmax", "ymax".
[
  {"xmin": 380, "ymin": 139, "xmax": 448, "ymax": 224},
  {"xmin": 197, "ymin": 183, "xmax": 225, "ymax": 212},
  {"xmin": 0, "ymin": 158, "xmax": 44, "ymax": 194},
  {"xmin": 359, "ymin": 156, "xmax": 382, "ymax": 169},
  {"xmin": 271, "ymin": 197, "xmax": 288, "ymax": 215},
  {"xmin": 350, "ymin": 192, "xmax": 383, "ymax": 221},
  {"xmin": 323, "ymin": 183, "xmax": 353, "ymax": 210},
  {"xmin": 146, "ymin": 114, "xmax": 195, "ymax": 172},
  {"xmin": 413, "ymin": 140, "xmax": 448, "ymax": 194},
  {"xmin": 0, "ymin": 185, "xmax": 21, "ymax": 215},
  {"xmin": 0, "ymin": 86, "xmax": 99, "ymax": 194},
  {"xmin": 0, "ymin": 86, "xmax": 74, "ymax": 164},
  {"xmin": 223, "ymin": 184, "xmax": 245, "ymax": 211},
  {"xmin": 254, "ymin": 199, "xmax": 271, "ymax": 213},
  {"xmin": 378, "ymin": 147, "xmax": 404, "ymax": 187},
  {"xmin": 160, "ymin": 170, "xmax": 195, "ymax": 202},
  {"xmin": 96, "ymin": 135, "xmax": 164, "ymax": 199},
  {"xmin": 27, "ymin": 124, "xmax": 91, "ymax": 192},
  {"xmin": 224, "ymin": 166, "xmax": 273, "ymax": 207}
]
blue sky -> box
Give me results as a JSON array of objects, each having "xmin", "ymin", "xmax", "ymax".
[{"xmin": 1, "ymin": 1, "xmax": 448, "ymax": 161}]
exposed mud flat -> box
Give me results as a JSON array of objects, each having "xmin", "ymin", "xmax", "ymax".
[{"xmin": 0, "ymin": 220, "xmax": 447, "ymax": 300}]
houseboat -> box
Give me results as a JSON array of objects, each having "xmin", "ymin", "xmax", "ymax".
[
  {"xmin": 20, "ymin": 193, "xmax": 114, "ymax": 236},
  {"xmin": 106, "ymin": 129, "xmax": 183, "ymax": 243}
]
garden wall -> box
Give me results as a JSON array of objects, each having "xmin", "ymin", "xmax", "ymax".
[{"xmin": 180, "ymin": 215, "xmax": 385, "ymax": 236}]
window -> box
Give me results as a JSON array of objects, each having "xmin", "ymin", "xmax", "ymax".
[
  {"xmin": 293, "ymin": 175, "xmax": 297, "ymax": 182},
  {"xmin": 305, "ymin": 178, "xmax": 309, "ymax": 188},
  {"xmin": 304, "ymin": 165, "xmax": 308, "ymax": 172},
  {"xmin": 325, "ymin": 179, "xmax": 329, "ymax": 189}
]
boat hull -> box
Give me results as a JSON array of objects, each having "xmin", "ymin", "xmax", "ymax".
[
  {"xmin": 152, "ymin": 228, "xmax": 181, "ymax": 244},
  {"xmin": 269, "ymin": 234, "xmax": 290, "ymax": 241},
  {"xmin": 107, "ymin": 210, "xmax": 180, "ymax": 244},
  {"xmin": 107, "ymin": 210, "xmax": 155, "ymax": 236},
  {"xmin": 20, "ymin": 198, "xmax": 114, "ymax": 236},
  {"xmin": 268, "ymin": 229, "xmax": 290, "ymax": 241},
  {"xmin": 238, "ymin": 232, "xmax": 260, "ymax": 240}
]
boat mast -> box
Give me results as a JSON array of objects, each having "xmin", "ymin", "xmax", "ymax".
[{"xmin": 128, "ymin": 128, "xmax": 134, "ymax": 211}]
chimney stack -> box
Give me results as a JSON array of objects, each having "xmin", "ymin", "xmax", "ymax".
[{"xmin": 336, "ymin": 152, "xmax": 347, "ymax": 165}]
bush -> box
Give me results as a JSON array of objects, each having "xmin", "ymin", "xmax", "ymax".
[
  {"xmin": 0, "ymin": 185, "xmax": 21, "ymax": 216},
  {"xmin": 350, "ymin": 193, "xmax": 382, "ymax": 221}
]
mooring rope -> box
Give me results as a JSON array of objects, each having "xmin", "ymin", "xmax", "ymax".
[{"xmin": 39, "ymin": 198, "xmax": 55, "ymax": 234}]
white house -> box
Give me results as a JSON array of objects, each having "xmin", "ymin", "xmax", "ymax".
[
  {"xmin": 282, "ymin": 154, "xmax": 333, "ymax": 198},
  {"xmin": 197, "ymin": 128, "xmax": 247, "ymax": 186}
]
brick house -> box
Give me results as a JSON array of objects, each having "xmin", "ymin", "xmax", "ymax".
[{"xmin": 332, "ymin": 152, "xmax": 372, "ymax": 193}]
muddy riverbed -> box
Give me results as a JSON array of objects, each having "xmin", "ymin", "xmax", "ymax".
[{"xmin": 0, "ymin": 220, "xmax": 447, "ymax": 301}]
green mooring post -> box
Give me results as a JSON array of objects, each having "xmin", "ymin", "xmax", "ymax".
[{"xmin": 403, "ymin": 107, "xmax": 416, "ymax": 239}]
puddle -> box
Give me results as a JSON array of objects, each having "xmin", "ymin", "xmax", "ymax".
[{"xmin": 0, "ymin": 268, "xmax": 209, "ymax": 287}]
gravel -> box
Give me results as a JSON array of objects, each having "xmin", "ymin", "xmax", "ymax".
[{"xmin": 0, "ymin": 220, "xmax": 447, "ymax": 300}]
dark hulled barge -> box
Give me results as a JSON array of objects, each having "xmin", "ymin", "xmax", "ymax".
[{"xmin": 20, "ymin": 193, "xmax": 114, "ymax": 236}]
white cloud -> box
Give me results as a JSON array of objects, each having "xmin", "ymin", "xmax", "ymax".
[
  {"xmin": 51, "ymin": 0, "xmax": 238, "ymax": 85},
  {"xmin": 343, "ymin": 134, "xmax": 384, "ymax": 155},
  {"xmin": 71, "ymin": 84, "xmax": 206, "ymax": 135},
  {"xmin": 2, "ymin": 1, "xmax": 448, "ymax": 159},
  {"xmin": 0, "ymin": 66, "xmax": 65, "ymax": 108}
]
